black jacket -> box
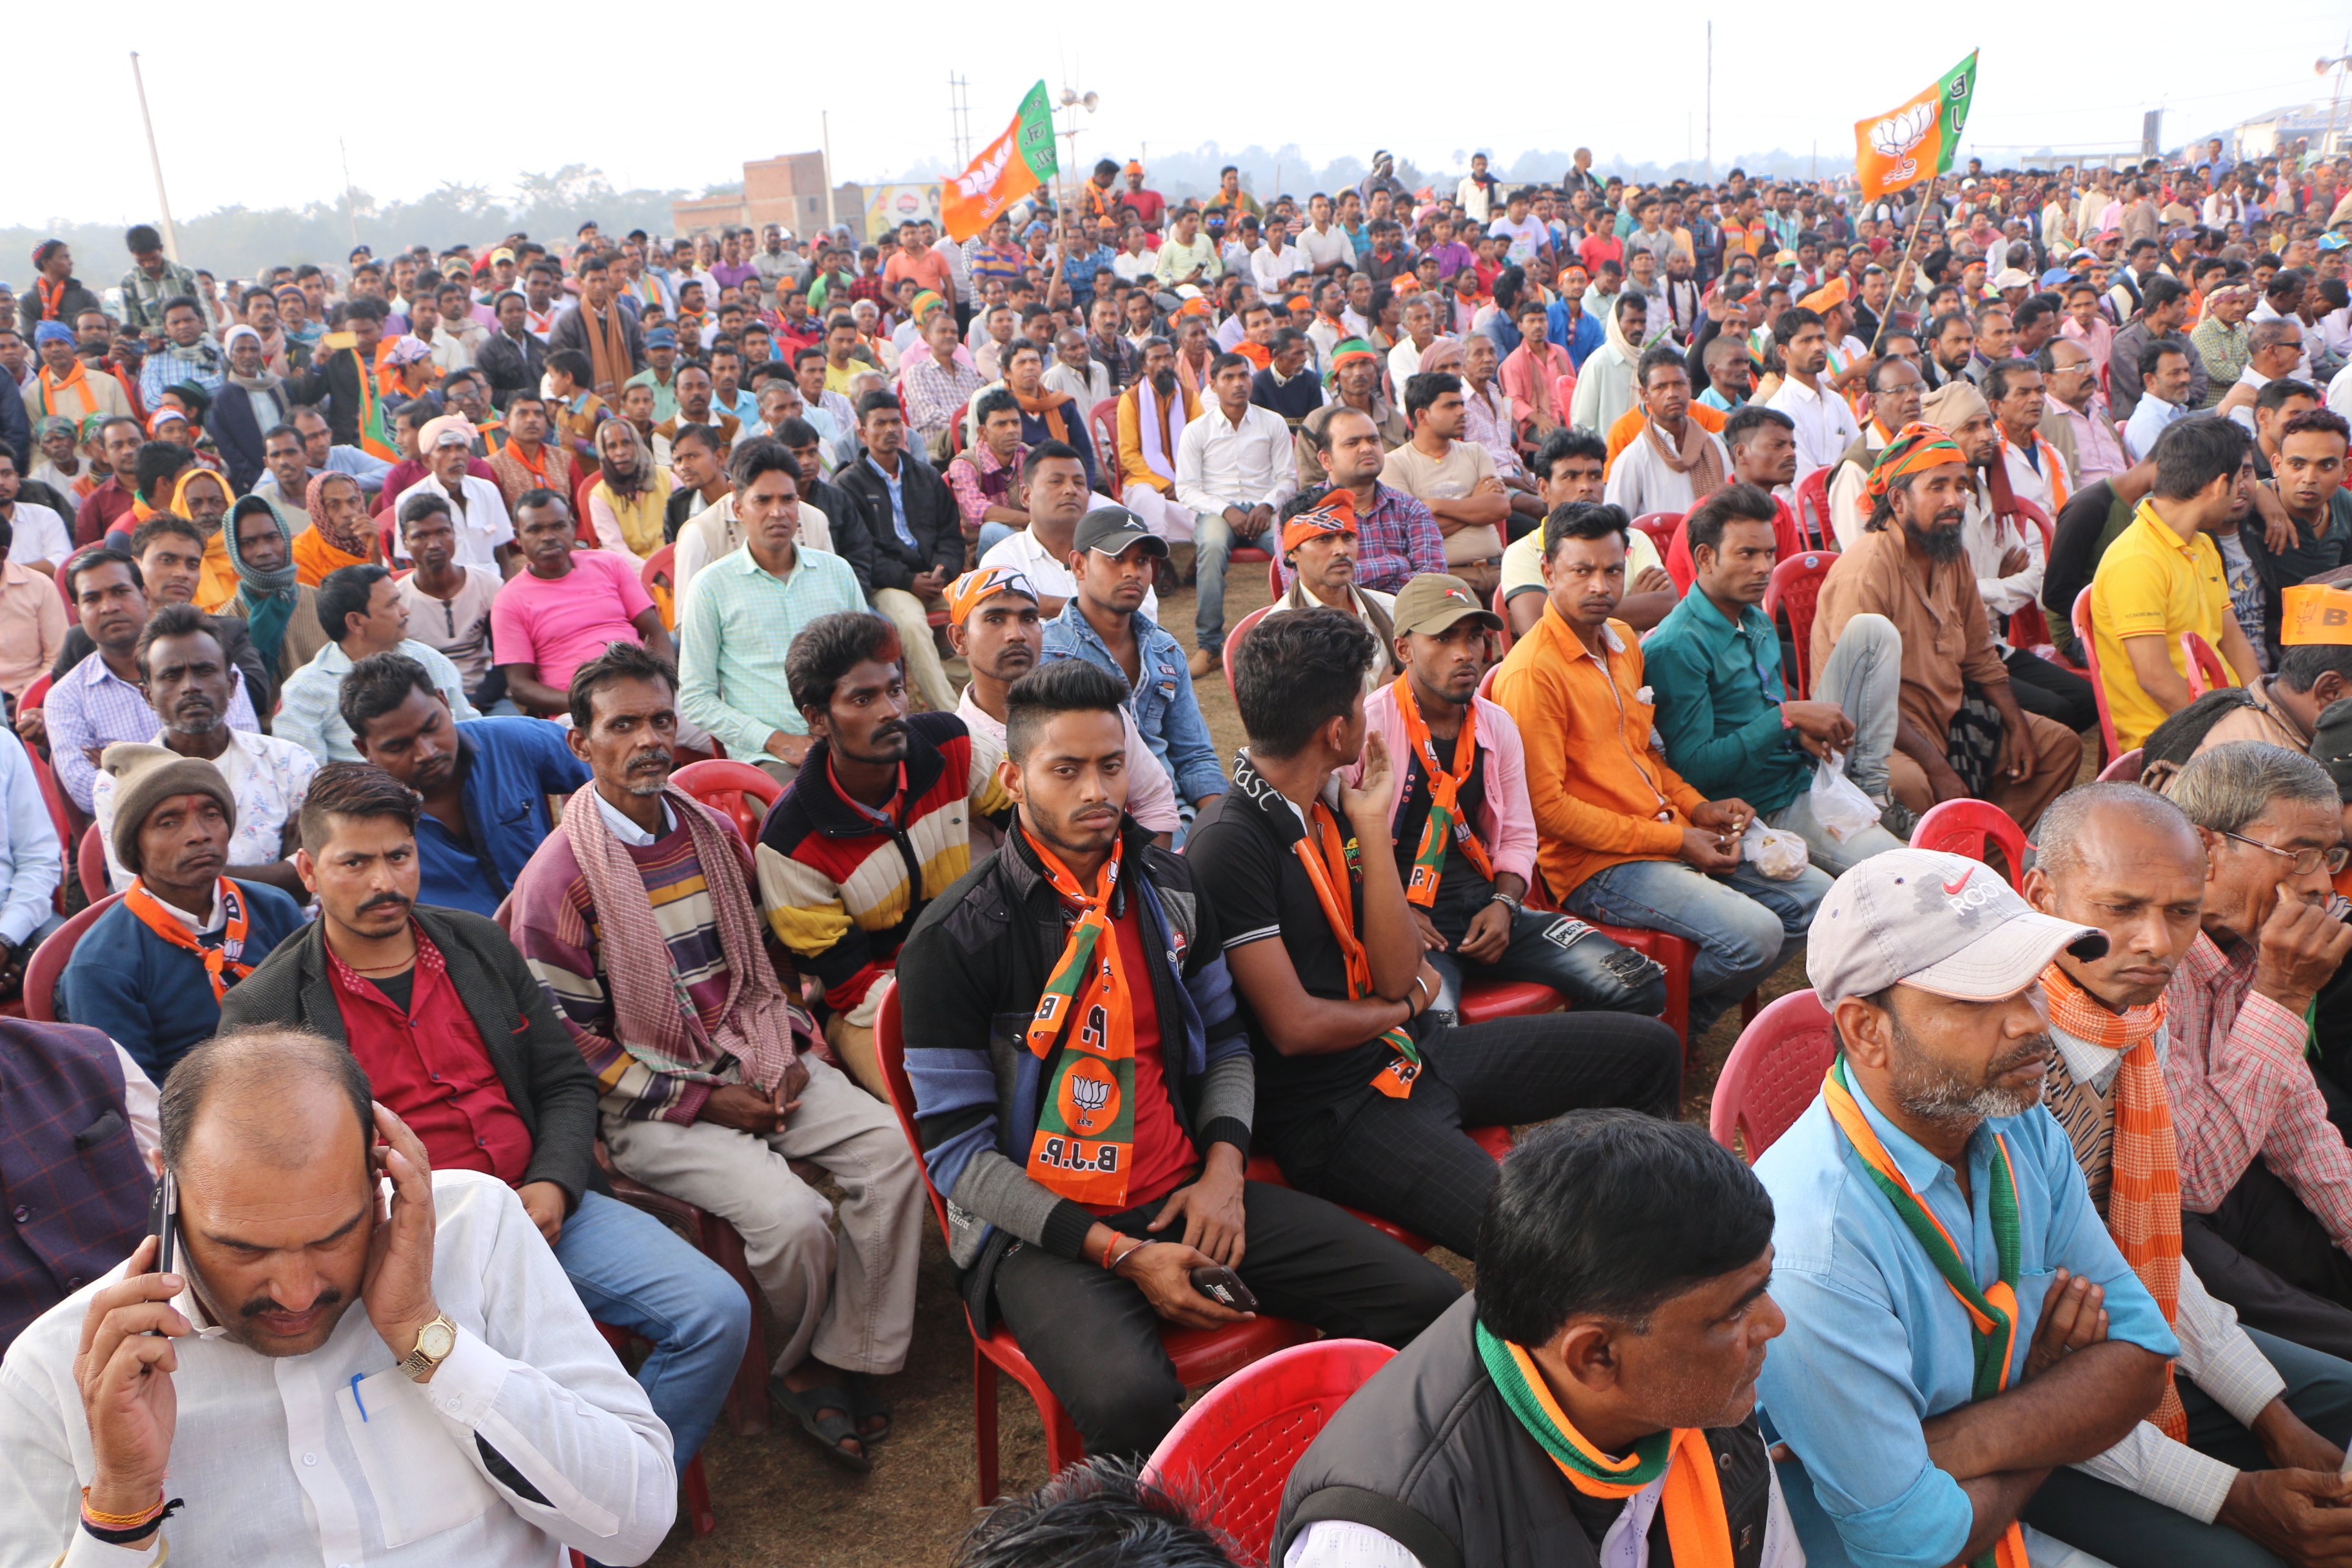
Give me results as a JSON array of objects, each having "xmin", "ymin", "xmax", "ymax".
[
  {"xmin": 476, "ymin": 329, "xmax": 548, "ymax": 411},
  {"xmin": 210, "ymin": 382, "xmax": 282, "ymax": 493},
  {"xmin": 16, "ymin": 284, "xmax": 100, "ymax": 336},
  {"xmin": 0, "ymin": 368, "xmax": 28, "ymax": 474},
  {"xmin": 219, "ymin": 905, "xmax": 604, "ymax": 1207},
  {"xmin": 280, "ymin": 346, "xmax": 373, "ymax": 449},
  {"xmin": 547, "ymin": 302, "xmax": 643, "ymax": 391},
  {"xmin": 833, "ymin": 453, "xmax": 963, "ymax": 594},
  {"xmin": 1278, "ymin": 1294, "xmax": 1778, "ymax": 1568}
]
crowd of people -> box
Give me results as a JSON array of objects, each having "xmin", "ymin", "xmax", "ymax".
[{"xmin": 5, "ymin": 132, "xmax": 2352, "ymax": 1568}]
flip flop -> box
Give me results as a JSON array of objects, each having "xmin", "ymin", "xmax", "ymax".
[
  {"xmin": 849, "ymin": 1373, "xmax": 892, "ymax": 1446},
  {"xmin": 770, "ymin": 1376, "xmax": 872, "ymax": 1474}
]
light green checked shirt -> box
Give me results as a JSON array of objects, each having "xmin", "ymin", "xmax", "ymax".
[
  {"xmin": 276, "ymin": 637, "xmax": 480, "ymax": 763},
  {"xmin": 678, "ymin": 543, "xmax": 866, "ymax": 757}
]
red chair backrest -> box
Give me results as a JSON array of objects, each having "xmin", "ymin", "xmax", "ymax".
[
  {"xmin": 874, "ymin": 985, "xmax": 959, "ymax": 1245},
  {"xmin": 77, "ymin": 823, "xmax": 108, "ymax": 906},
  {"xmin": 1911, "ymin": 798, "xmax": 2031, "ymax": 887},
  {"xmin": 1710, "ymin": 989, "xmax": 1836, "ymax": 1160},
  {"xmin": 1796, "ymin": 467, "xmax": 1832, "ymax": 550},
  {"xmin": 2181, "ymin": 631, "xmax": 2233, "ymax": 698},
  {"xmin": 1143, "ymin": 1338, "xmax": 1398, "ymax": 1562},
  {"xmin": 1631, "ymin": 511, "xmax": 1682, "ymax": 557},
  {"xmin": 1090, "ymin": 397, "xmax": 1121, "ymax": 471},
  {"xmin": 1222, "ymin": 605, "xmax": 1274, "ymax": 705},
  {"xmin": 26, "ymin": 892, "xmax": 123, "ymax": 1023},
  {"xmin": 671, "ymin": 758, "xmax": 782, "ymax": 841},
  {"xmin": 1761, "ymin": 551, "xmax": 1836, "ymax": 700},
  {"xmin": 1489, "ymin": 584, "xmax": 1516, "ymax": 658},
  {"xmin": 378, "ymin": 518, "xmax": 398, "ymax": 566},
  {"xmin": 642, "ymin": 542, "xmax": 678, "ymax": 629},
  {"xmin": 2097, "ymin": 746, "xmax": 2144, "ymax": 783},
  {"xmin": 2072, "ymin": 585, "xmax": 2122, "ymax": 758},
  {"xmin": 1266, "ymin": 556, "xmax": 1285, "ymax": 598}
]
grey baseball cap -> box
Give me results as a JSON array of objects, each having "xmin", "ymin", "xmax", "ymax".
[{"xmin": 1807, "ymin": 848, "xmax": 2108, "ymax": 1005}]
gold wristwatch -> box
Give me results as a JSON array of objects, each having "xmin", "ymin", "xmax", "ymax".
[{"xmin": 397, "ymin": 1313, "xmax": 458, "ymax": 1382}]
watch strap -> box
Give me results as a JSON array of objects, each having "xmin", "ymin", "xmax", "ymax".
[{"xmin": 397, "ymin": 1313, "xmax": 457, "ymax": 1380}]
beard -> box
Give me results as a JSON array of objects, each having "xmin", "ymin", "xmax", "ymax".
[
  {"xmin": 1150, "ymin": 368, "xmax": 1177, "ymax": 395},
  {"xmin": 1889, "ymin": 1018, "xmax": 2049, "ymax": 1124},
  {"xmin": 1904, "ymin": 509, "xmax": 1968, "ymax": 562}
]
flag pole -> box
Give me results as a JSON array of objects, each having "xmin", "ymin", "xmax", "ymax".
[{"xmin": 1868, "ymin": 173, "xmax": 1938, "ymax": 356}]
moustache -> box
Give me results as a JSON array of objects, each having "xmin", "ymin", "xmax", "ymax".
[
  {"xmin": 243, "ymin": 1285, "xmax": 342, "ymax": 1319},
  {"xmin": 626, "ymin": 749, "xmax": 674, "ymax": 772},
  {"xmin": 358, "ymin": 892, "xmax": 413, "ymax": 916}
]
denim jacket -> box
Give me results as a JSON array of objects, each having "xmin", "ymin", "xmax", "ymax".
[{"xmin": 1041, "ymin": 602, "xmax": 1227, "ymax": 804}]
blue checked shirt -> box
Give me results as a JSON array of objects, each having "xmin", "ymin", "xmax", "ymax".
[{"xmin": 46, "ymin": 652, "xmax": 261, "ymax": 813}]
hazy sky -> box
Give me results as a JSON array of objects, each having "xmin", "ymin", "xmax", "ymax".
[{"xmin": 13, "ymin": 13, "xmax": 2352, "ymax": 228}]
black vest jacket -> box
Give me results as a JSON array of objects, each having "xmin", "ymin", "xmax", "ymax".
[{"xmin": 1277, "ymin": 1295, "xmax": 1775, "ymax": 1568}]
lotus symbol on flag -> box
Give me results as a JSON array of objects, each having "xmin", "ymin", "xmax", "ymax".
[
  {"xmin": 1869, "ymin": 102, "xmax": 1936, "ymax": 160},
  {"xmin": 1072, "ymin": 1076, "xmax": 1111, "ymax": 1115}
]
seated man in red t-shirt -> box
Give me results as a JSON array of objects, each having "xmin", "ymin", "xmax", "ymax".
[
  {"xmin": 1660, "ymin": 404, "xmax": 1827, "ymax": 591},
  {"xmin": 490, "ymin": 489, "xmax": 672, "ymax": 718},
  {"xmin": 896, "ymin": 658, "xmax": 1460, "ymax": 1458}
]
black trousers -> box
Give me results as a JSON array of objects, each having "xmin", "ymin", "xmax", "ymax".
[
  {"xmin": 2021, "ymin": 1327, "xmax": 2352, "ymax": 1568},
  {"xmin": 2004, "ymin": 645, "xmax": 2100, "ymax": 732},
  {"xmin": 2181, "ymin": 1159, "xmax": 2352, "ymax": 1362},
  {"xmin": 1258, "ymin": 1012, "xmax": 1684, "ymax": 1260},
  {"xmin": 990, "ymin": 1181, "xmax": 1462, "ymax": 1458}
]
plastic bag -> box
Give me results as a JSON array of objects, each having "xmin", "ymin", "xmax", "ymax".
[
  {"xmin": 1808, "ymin": 751, "xmax": 1884, "ymax": 843},
  {"xmin": 1740, "ymin": 820, "xmax": 1811, "ymax": 881}
]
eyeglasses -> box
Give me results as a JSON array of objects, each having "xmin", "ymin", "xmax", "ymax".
[{"xmin": 2220, "ymin": 830, "xmax": 2351, "ymax": 877}]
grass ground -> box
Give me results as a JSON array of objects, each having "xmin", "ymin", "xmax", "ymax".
[{"xmin": 646, "ymin": 556, "xmax": 1865, "ymax": 1567}]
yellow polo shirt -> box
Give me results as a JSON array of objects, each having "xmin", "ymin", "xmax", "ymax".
[{"xmin": 2088, "ymin": 500, "xmax": 2239, "ymax": 750}]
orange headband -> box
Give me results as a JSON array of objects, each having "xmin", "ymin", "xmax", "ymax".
[
  {"xmin": 945, "ymin": 565, "xmax": 1037, "ymax": 623},
  {"xmin": 1281, "ymin": 489, "xmax": 1358, "ymax": 554}
]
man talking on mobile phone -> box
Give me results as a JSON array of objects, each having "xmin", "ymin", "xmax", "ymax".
[
  {"xmin": 0, "ymin": 1028, "xmax": 678, "ymax": 1565},
  {"xmin": 897, "ymin": 658, "xmax": 1462, "ymax": 1460}
]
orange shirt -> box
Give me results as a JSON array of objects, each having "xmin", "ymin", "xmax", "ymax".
[
  {"xmin": 1489, "ymin": 606, "xmax": 1707, "ymax": 899},
  {"xmin": 1603, "ymin": 400, "xmax": 1727, "ymax": 476}
]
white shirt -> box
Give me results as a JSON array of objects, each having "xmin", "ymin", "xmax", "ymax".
[
  {"xmin": 1764, "ymin": 373, "xmax": 1863, "ymax": 478},
  {"xmin": 2, "ymin": 502, "xmax": 71, "ymax": 567},
  {"xmin": 92, "ymin": 727, "xmax": 320, "ymax": 894},
  {"xmin": 1297, "ymin": 222, "xmax": 1355, "ymax": 273},
  {"xmin": 1252, "ymin": 244, "xmax": 1308, "ymax": 301},
  {"xmin": 0, "ymin": 1170, "xmax": 676, "ymax": 1568},
  {"xmin": 1174, "ymin": 400, "xmax": 1298, "ymax": 516},
  {"xmin": 1284, "ymin": 1460, "xmax": 1805, "ymax": 1568},
  {"xmin": 1042, "ymin": 359, "xmax": 1111, "ymax": 410},
  {"xmin": 1387, "ymin": 337, "xmax": 1435, "ymax": 387},
  {"xmin": 954, "ymin": 684, "xmax": 1179, "ymax": 849},
  {"xmin": 977, "ymin": 513, "xmax": 1159, "ymax": 622},
  {"xmin": 1963, "ymin": 474, "xmax": 2046, "ymax": 620},
  {"xmin": 390, "ymin": 473, "xmax": 514, "ymax": 571},
  {"xmin": 2329, "ymin": 358, "xmax": 2352, "ymax": 421},
  {"xmin": 1603, "ymin": 424, "xmax": 1731, "ymax": 518},
  {"xmin": 2049, "ymin": 1023, "xmax": 2289, "ymax": 1523},
  {"xmin": 1455, "ymin": 176, "xmax": 1493, "ymax": 224},
  {"xmin": 2122, "ymin": 394, "xmax": 2185, "ymax": 464}
]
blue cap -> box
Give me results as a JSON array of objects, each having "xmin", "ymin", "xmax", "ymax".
[{"xmin": 645, "ymin": 326, "xmax": 678, "ymax": 348}]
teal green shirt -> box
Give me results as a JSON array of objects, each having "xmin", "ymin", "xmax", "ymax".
[{"xmin": 1642, "ymin": 584, "xmax": 1813, "ymax": 814}]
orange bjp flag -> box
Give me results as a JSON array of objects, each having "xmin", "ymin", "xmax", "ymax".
[
  {"xmin": 1854, "ymin": 53, "xmax": 1978, "ymax": 201},
  {"xmin": 941, "ymin": 81, "xmax": 1059, "ymax": 242}
]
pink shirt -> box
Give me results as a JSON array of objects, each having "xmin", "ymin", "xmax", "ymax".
[
  {"xmin": 1344, "ymin": 682, "xmax": 1539, "ymax": 887},
  {"xmin": 489, "ymin": 549, "xmax": 655, "ymax": 690}
]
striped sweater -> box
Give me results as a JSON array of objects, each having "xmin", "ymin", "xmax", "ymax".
[
  {"xmin": 505, "ymin": 805, "xmax": 781, "ymax": 1124},
  {"xmin": 755, "ymin": 710, "xmax": 1012, "ymax": 1028}
]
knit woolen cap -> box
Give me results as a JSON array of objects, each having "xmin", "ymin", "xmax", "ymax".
[{"xmin": 100, "ymin": 743, "xmax": 237, "ymax": 875}]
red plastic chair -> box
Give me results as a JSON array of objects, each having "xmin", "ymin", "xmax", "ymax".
[
  {"xmin": 2072, "ymin": 586, "xmax": 2122, "ymax": 759},
  {"xmin": 1233, "ymin": 543, "xmax": 1272, "ymax": 565},
  {"xmin": 1221, "ymin": 605, "xmax": 1275, "ymax": 704},
  {"xmin": 642, "ymin": 542, "xmax": 678, "ymax": 630},
  {"xmin": 1143, "ymin": 1338, "xmax": 1396, "ymax": 1563},
  {"xmin": 2182, "ymin": 631, "xmax": 2234, "ymax": 698},
  {"xmin": 593, "ymin": 1143, "xmax": 772, "ymax": 1438},
  {"xmin": 2003, "ymin": 500, "xmax": 2058, "ymax": 656},
  {"xmin": 1631, "ymin": 511, "xmax": 1683, "ymax": 559},
  {"xmin": 25, "ymin": 893, "xmax": 122, "ymax": 1023},
  {"xmin": 1761, "ymin": 550, "xmax": 1837, "ymax": 700},
  {"xmin": 1709, "ymin": 990, "xmax": 1836, "ymax": 1161},
  {"xmin": 76, "ymin": 823, "xmax": 108, "ymax": 905},
  {"xmin": 1090, "ymin": 396, "xmax": 1121, "ymax": 471},
  {"xmin": 589, "ymin": 1322, "xmax": 717, "ymax": 1538},
  {"xmin": 1796, "ymin": 467, "xmax": 1832, "ymax": 551},
  {"xmin": 2097, "ymin": 747, "xmax": 2144, "ymax": 783},
  {"xmin": 1911, "ymin": 798, "xmax": 2032, "ymax": 887},
  {"xmin": 671, "ymin": 758, "xmax": 782, "ymax": 841},
  {"xmin": 1489, "ymin": 583, "xmax": 1516, "ymax": 657},
  {"xmin": 1266, "ymin": 556, "xmax": 1285, "ymax": 598},
  {"xmin": 872, "ymin": 986, "xmax": 1311, "ymax": 1502},
  {"xmin": 1458, "ymin": 979, "xmax": 1563, "ymax": 1023},
  {"xmin": 378, "ymin": 517, "xmax": 398, "ymax": 566}
]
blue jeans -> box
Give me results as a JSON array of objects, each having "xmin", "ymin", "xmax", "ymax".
[
  {"xmin": 1564, "ymin": 856, "xmax": 1832, "ymax": 1031},
  {"xmin": 1193, "ymin": 509, "xmax": 1277, "ymax": 651},
  {"xmin": 553, "ymin": 1190, "xmax": 752, "ymax": 1466},
  {"xmin": 976, "ymin": 520, "xmax": 1017, "ymax": 558},
  {"xmin": 1421, "ymin": 877, "xmax": 1667, "ymax": 1020}
]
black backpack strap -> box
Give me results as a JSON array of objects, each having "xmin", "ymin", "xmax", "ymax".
[{"xmin": 1277, "ymin": 1486, "xmax": 1462, "ymax": 1568}]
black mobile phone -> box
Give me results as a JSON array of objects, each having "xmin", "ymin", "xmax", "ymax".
[
  {"xmin": 147, "ymin": 1168, "xmax": 178, "ymax": 1280},
  {"xmin": 1189, "ymin": 1265, "xmax": 1257, "ymax": 1313}
]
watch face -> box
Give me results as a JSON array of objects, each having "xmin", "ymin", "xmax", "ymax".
[{"xmin": 417, "ymin": 1319, "xmax": 455, "ymax": 1359}]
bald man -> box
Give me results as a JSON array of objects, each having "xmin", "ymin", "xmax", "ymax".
[{"xmin": 0, "ymin": 1027, "xmax": 678, "ymax": 1565}]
